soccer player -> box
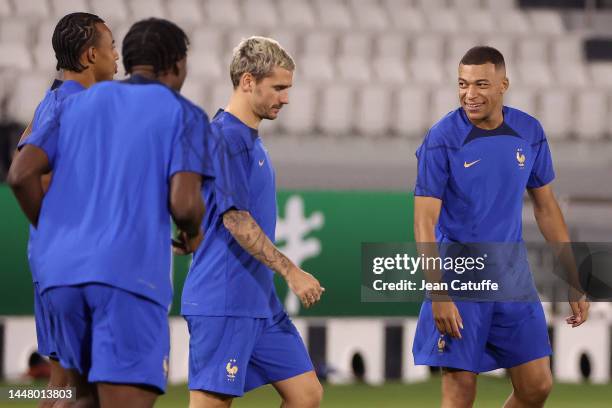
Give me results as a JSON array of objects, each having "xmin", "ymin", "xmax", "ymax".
[
  {"xmin": 181, "ymin": 37, "xmax": 324, "ymax": 408},
  {"xmin": 412, "ymin": 46, "xmax": 590, "ymax": 408},
  {"xmin": 8, "ymin": 18, "xmax": 209, "ymax": 408},
  {"xmin": 13, "ymin": 11, "xmax": 117, "ymax": 404}
]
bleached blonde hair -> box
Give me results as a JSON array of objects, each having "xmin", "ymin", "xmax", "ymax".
[{"xmin": 230, "ymin": 36, "xmax": 295, "ymax": 88}]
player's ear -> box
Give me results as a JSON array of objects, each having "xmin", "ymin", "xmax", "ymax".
[
  {"xmin": 501, "ymin": 76, "xmax": 509, "ymax": 94},
  {"xmin": 86, "ymin": 46, "xmax": 96, "ymax": 65},
  {"xmin": 240, "ymin": 72, "xmax": 254, "ymax": 93}
]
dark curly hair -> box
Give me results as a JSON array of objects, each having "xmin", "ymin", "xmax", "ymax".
[{"xmin": 52, "ymin": 12, "xmax": 105, "ymax": 72}]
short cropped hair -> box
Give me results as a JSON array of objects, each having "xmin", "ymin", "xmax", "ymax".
[
  {"xmin": 52, "ymin": 12, "xmax": 105, "ymax": 72},
  {"xmin": 460, "ymin": 46, "xmax": 505, "ymax": 70},
  {"xmin": 229, "ymin": 36, "xmax": 295, "ymax": 88},
  {"xmin": 122, "ymin": 18, "xmax": 189, "ymax": 75}
]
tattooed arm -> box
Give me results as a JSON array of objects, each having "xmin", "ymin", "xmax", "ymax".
[{"xmin": 223, "ymin": 209, "xmax": 324, "ymax": 308}]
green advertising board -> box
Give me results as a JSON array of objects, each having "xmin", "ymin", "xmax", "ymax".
[{"xmin": 0, "ymin": 185, "xmax": 419, "ymax": 316}]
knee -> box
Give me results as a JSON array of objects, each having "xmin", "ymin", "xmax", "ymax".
[
  {"xmin": 515, "ymin": 376, "xmax": 553, "ymax": 404},
  {"xmin": 283, "ymin": 380, "xmax": 323, "ymax": 408},
  {"xmin": 442, "ymin": 375, "xmax": 477, "ymax": 407}
]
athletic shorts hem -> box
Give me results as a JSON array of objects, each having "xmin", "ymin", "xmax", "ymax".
[
  {"xmin": 244, "ymin": 366, "xmax": 315, "ymax": 393},
  {"xmin": 187, "ymin": 385, "xmax": 244, "ymax": 398},
  {"xmin": 89, "ymin": 376, "xmax": 166, "ymax": 394}
]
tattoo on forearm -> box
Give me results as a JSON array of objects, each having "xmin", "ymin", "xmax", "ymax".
[{"xmin": 224, "ymin": 210, "xmax": 293, "ymax": 277}]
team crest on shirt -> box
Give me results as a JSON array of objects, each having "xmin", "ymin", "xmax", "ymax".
[
  {"xmin": 516, "ymin": 148, "xmax": 526, "ymax": 168},
  {"xmin": 226, "ymin": 359, "xmax": 238, "ymax": 382},
  {"xmin": 437, "ymin": 335, "xmax": 446, "ymax": 353}
]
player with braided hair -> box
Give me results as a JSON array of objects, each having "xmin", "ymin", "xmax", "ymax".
[
  {"xmin": 13, "ymin": 12, "xmax": 117, "ymax": 407},
  {"xmin": 10, "ymin": 17, "xmax": 208, "ymax": 407}
]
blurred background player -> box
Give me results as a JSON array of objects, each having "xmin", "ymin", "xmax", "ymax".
[
  {"xmin": 412, "ymin": 46, "xmax": 590, "ymax": 408},
  {"xmin": 181, "ymin": 36, "xmax": 324, "ymax": 408},
  {"xmin": 8, "ymin": 17, "xmax": 210, "ymax": 408},
  {"xmin": 12, "ymin": 11, "xmax": 118, "ymax": 407}
]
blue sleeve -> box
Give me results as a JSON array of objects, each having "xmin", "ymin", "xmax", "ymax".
[
  {"xmin": 169, "ymin": 110, "xmax": 211, "ymax": 178},
  {"xmin": 414, "ymin": 130, "xmax": 449, "ymax": 199},
  {"xmin": 17, "ymin": 107, "xmax": 60, "ymax": 167},
  {"xmin": 527, "ymin": 125, "xmax": 555, "ymax": 189},
  {"xmin": 210, "ymin": 133, "xmax": 250, "ymax": 214}
]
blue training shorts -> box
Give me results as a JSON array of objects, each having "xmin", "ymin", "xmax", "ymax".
[
  {"xmin": 42, "ymin": 283, "xmax": 170, "ymax": 393},
  {"xmin": 185, "ymin": 311, "xmax": 313, "ymax": 397},
  {"xmin": 34, "ymin": 282, "xmax": 56, "ymax": 359},
  {"xmin": 413, "ymin": 300, "xmax": 552, "ymax": 373}
]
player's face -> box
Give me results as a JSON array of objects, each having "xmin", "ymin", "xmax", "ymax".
[
  {"xmin": 91, "ymin": 23, "xmax": 118, "ymax": 82},
  {"xmin": 250, "ymin": 67, "xmax": 293, "ymax": 121},
  {"xmin": 458, "ymin": 63, "xmax": 508, "ymax": 126}
]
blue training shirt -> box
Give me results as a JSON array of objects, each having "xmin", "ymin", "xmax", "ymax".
[
  {"xmin": 19, "ymin": 75, "xmax": 212, "ymax": 308},
  {"xmin": 182, "ymin": 110, "xmax": 283, "ymax": 318},
  {"xmin": 415, "ymin": 106, "xmax": 555, "ymax": 243},
  {"xmin": 27, "ymin": 79, "xmax": 85, "ymax": 283}
]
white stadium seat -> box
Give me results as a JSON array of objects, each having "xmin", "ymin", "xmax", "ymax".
[
  {"xmin": 496, "ymin": 11, "xmax": 531, "ymax": 35},
  {"xmin": 483, "ymin": 0, "xmax": 517, "ymax": 10},
  {"xmin": 589, "ymin": 63, "xmax": 612, "ymax": 88},
  {"xmin": 180, "ymin": 77, "xmax": 207, "ymax": 111},
  {"xmin": 447, "ymin": 35, "xmax": 480, "ymax": 63},
  {"xmin": 242, "ymin": 0, "xmax": 278, "ymax": 28},
  {"xmin": 166, "ymin": 0, "xmax": 205, "ymax": 25},
  {"xmin": 278, "ymin": 0, "xmax": 315, "ymax": 29},
  {"xmin": 552, "ymin": 63, "xmax": 589, "ymax": 88},
  {"xmin": 313, "ymin": 0, "xmax": 352, "ymax": 30},
  {"xmin": 206, "ymin": 82, "xmax": 232, "ymax": 117},
  {"xmin": 50, "ymin": 0, "xmax": 91, "ymax": 18},
  {"xmin": 190, "ymin": 27, "xmax": 224, "ymax": 55},
  {"xmin": 386, "ymin": 6, "xmax": 426, "ymax": 32},
  {"xmin": 425, "ymin": 9, "xmax": 461, "ymax": 34},
  {"xmin": 483, "ymin": 35, "xmax": 515, "ymax": 65},
  {"xmin": 90, "ymin": 0, "xmax": 130, "ymax": 25},
  {"xmin": 203, "ymin": 0, "xmax": 241, "ymax": 26},
  {"xmin": 338, "ymin": 33, "xmax": 371, "ymax": 58},
  {"xmin": 14, "ymin": 0, "xmax": 50, "ymax": 19},
  {"xmin": 431, "ymin": 87, "xmax": 459, "ymax": 125},
  {"xmin": 373, "ymin": 57, "xmax": 408, "ymax": 84},
  {"xmin": 355, "ymin": 85, "xmax": 392, "ymax": 137},
  {"xmin": 393, "ymin": 87, "xmax": 430, "ymax": 137},
  {"xmin": 517, "ymin": 38, "xmax": 549, "ymax": 63},
  {"xmin": 319, "ymin": 84, "xmax": 353, "ymax": 135},
  {"xmin": 188, "ymin": 50, "xmax": 224, "ymax": 82},
  {"xmin": 409, "ymin": 59, "xmax": 445, "ymax": 86},
  {"xmin": 574, "ymin": 90, "xmax": 607, "ymax": 140},
  {"xmin": 414, "ymin": 0, "xmax": 448, "ymax": 9},
  {"xmin": 350, "ymin": 0, "xmax": 388, "ymax": 31},
  {"xmin": 529, "ymin": 10, "xmax": 565, "ymax": 36},
  {"xmin": 0, "ymin": 0, "xmax": 13, "ymax": 17},
  {"xmin": 33, "ymin": 43, "xmax": 57, "ymax": 73},
  {"xmin": 505, "ymin": 87, "xmax": 537, "ymax": 114},
  {"xmin": 538, "ymin": 89, "xmax": 572, "ymax": 140},
  {"xmin": 0, "ymin": 43, "xmax": 33, "ymax": 70},
  {"xmin": 299, "ymin": 55, "xmax": 335, "ymax": 83},
  {"xmin": 128, "ymin": 0, "xmax": 166, "ymax": 20},
  {"xmin": 552, "ymin": 36, "xmax": 584, "ymax": 63},
  {"xmin": 412, "ymin": 35, "xmax": 445, "ymax": 62},
  {"xmin": 460, "ymin": 9, "xmax": 496, "ymax": 34},
  {"xmin": 303, "ymin": 32, "xmax": 336, "ymax": 57},
  {"xmin": 337, "ymin": 55, "xmax": 372, "ymax": 84},
  {"xmin": 0, "ymin": 18, "xmax": 32, "ymax": 46},
  {"xmin": 376, "ymin": 33, "xmax": 408, "ymax": 59},
  {"xmin": 517, "ymin": 61, "xmax": 553, "ymax": 88},
  {"xmin": 6, "ymin": 72, "xmax": 53, "ymax": 124},
  {"xmin": 279, "ymin": 83, "xmax": 317, "ymax": 135},
  {"xmin": 267, "ymin": 30, "xmax": 299, "ymax": 57}
]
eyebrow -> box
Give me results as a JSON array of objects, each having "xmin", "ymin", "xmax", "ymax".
[{"xmin": 458, "ymin": 78, "xmax": 491, "ymax": 83}]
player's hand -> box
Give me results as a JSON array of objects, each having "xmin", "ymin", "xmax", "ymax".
[
  {"xmin": 286, "ymin": 267, "xmax": 325, "ymax": 308},
  {"xmin": 172, "ymin": 229, "xmax": 204, "ymax": 255},
  {"xmin": 432, "ymin": 300, "xmax": 463, "ymax": 339},
  {"xmin": 567, "ymin": 288, "xmax": 589, "ymax": 327}
]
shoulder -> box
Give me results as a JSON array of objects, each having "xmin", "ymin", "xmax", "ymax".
[
  {"xmin": 424, "ymin": 108, "xmax": 469, "ymax": 150},
  {"xmin": 210, "ymin": 114, "xmax": 253, "ymax": 155},
  {"xmin": 503, "ymin": 106, "xmax": 545, "ymax": 143}
]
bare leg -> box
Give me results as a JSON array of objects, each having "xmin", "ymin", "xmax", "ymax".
[
  {"xmin": 52, "ymin": 369, "xmax": 97, "ymax": 408},
  {"xmin": 504, "ymin": 357, "xmax": 552, "ymax": 408},
  {"xmin": 38, "ymin": 359, "xmax": 69, "ymax": 408},
  {"xmin": 188, "ymin": 390, "xmax": 233, "ymax": 408},
  {"xmin": 272, "ymin": 370, "xmax": 323, "ymax": 408},
  {"xmin": 441, "ymin": 368, "xmax": 477, "ymax": 408},
  {"xmin": 97, "ymin": 383, "xmax": 158, "ymax": 408}
]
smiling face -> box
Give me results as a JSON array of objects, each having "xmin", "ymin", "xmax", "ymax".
[
  {"xmin": 249, "ymin": 66, "xmax": 293, "ymax": 121},
  {"xmin": 458, "ymin": 62, "xmax": 509, "ymax": 129}
]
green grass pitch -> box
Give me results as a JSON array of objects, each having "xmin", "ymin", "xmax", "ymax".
[{"xmin": 2, "ymin": 377, "xmax": 612, "ymax": 407}]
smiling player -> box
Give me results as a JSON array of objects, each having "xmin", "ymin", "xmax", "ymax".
[{"xmin": 412, "ymin": 46, "xmax": 589, "ymax": 408}]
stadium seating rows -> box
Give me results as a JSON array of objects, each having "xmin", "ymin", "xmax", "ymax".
[{"xmin": 1, "ymin": 0, "xmax": 612, "ymax": 140}]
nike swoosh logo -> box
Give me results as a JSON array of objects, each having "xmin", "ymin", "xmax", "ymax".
[
  {"xmin": 464, "ymin": 159, "xmax": 481, "ymax": 168},
  {"xmin": 258, "ymin": 159, "xmax": 265, "ymax": 167}
]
